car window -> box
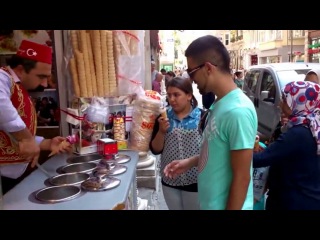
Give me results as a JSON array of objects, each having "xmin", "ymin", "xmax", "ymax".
[
  {"xmin": 276, "ymin": 69, "xmax": 311, "ymax": 89},
  {"xmin": 260, "ymin": 71, "xmax": 276, "ymax": 103},
  {"xmin": 244, "ymin": 70, "xmax": 260, "ymax": 94}
]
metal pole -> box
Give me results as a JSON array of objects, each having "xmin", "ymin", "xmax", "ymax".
[{"xmin": 290, "ymin": 30, "xmax": 293, "ymax": 62}]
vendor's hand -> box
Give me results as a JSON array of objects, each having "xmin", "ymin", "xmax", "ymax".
[
  {"xmin": 253, "ymin": 145, "xmax": 265, "ymax": 153},
  {"xmin": 50, "ymin": 136, "xmax": 72, "ymax": 155},
  {"xmin": 158, "ymin": 117, "xmax": 170, "ymax": 134},
  {"xmin": 18, "ymin": 137, "xmax": 40, "ymax": 168},
  {"xmin": 164, "ymin": 159, "xmax": 191, "ymax": 179}
]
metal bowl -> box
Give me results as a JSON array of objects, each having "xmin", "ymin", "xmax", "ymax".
[
  {"xmin": 93, "ymin": 164, "xmax": 127, "ymax": 176},
  {"xmin": 114, "ymin": 154, "xmax": 131, "ymax": 164},
  {"xmin": 81, "ymin": 176, "xmax": 121, "ymax": 191},
  {"xmin": 67, "ymin": 153, "xmax": 103, "ymax": 164},
  {"xmin": 35, "ymin": 185, "xmax": 81, "ymax": 203},
  {"xmin": 60, "ymin": 162, "xmax": 97, "ymax": 174},
  {"xmin": 48, "ymin": 172, "xmax": 90, "ymax": 186}
]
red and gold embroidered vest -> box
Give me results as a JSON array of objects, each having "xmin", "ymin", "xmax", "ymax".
[{"xmin": 0, "ymin": 67, "xmax": 37, "ymax": 165}]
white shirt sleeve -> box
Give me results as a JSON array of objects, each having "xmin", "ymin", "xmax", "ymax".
[{"xmin": 0, "ymin": 71, "xmax": 26, "ymax": 132}]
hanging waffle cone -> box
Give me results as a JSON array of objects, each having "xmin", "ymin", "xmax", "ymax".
[
  {"xmin": 70, "ymin": 30, "xmax": 79, "ymax": 53},
  {"xmin": 107, "ymin": 30, "xmax": 117, "ymax": 95},
  {"xmin": 115, "ymin": 31, "xmax": 126, "ymax": 55},
  {"xmin": 69, "ymin": 58, "xmax": 81, "ymax": 97},
  {"xmin": 86, "ymin": 31, "xmax": 98, "ymax": 96},
  {"xmin": 91, "ymin": 30, "xmax": 104, "ymax": 97},
  {"xmin": 100, "ymin": 30, "xmax": 110, "ymax": 96},
  {"xmin": 74, "ymin": 49, "xmax": 88, "ymax": 97},
  {"xmin": 113, "ymin": 31, "xmax": 121, "ymax": 80},
  {"xmin": 79, "ymin": 30, "xmax": 93, "ymax": 98}
]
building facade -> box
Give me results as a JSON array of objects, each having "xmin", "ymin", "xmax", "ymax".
[
  {"xmin": 307, "ymin": 30, "xmax": 320, "ymax": 63},
  {"xmin": 243, "ymin": 30, "xmax": 260, "ymax": 69},
  {"xmin": 226, "ymin": 30, "xmax": 306, "ymax": 70},
  {"xmin": 258, "ymin": 30, "xmax": 305, "ymax": 64}
]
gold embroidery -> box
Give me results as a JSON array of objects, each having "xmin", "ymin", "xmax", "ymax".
[
  {"xmin": 0, "ymin": 132, "xmax": 19, "ymax": 156},
  {"xmin": 30, "ymin": 97, "xmax": 36, "ymax": 135},
  {"xmin": 16, "ymin": 84, "xmax": 26, "ymax": 117}
]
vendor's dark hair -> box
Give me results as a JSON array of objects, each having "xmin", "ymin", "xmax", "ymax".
[
  {"xmin": 185, "ymin": 35, "xmax": 231, "ymax": 74},
  {"xmin": 166, "ymin": 76, "xmax": 198, "ymax": 107},
  {"xmin": 6, "ymin": 55, "xmax": 37, "ymax": 73}
]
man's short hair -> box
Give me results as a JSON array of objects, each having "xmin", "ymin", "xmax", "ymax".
[{"xmin": 185, "ymin": 35, "xmax": 231, "ymax": 74}]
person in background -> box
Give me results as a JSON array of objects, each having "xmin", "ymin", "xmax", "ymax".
[
  {"xmin": 304, "ymin": 69, "xmax": 320, "ymax": 84},
  {"xmin": 151, "ymin": 61, "xmax": 158, "ymax": 82},
  {"xmin": 181, "ymin": 70, "xmax": 190, "ymax": 81},
  {"xmin": 0, "ymin": 40, "xmax": 72, "ymax": 194},
  {"xmin": 165, "ymin": 71, "xmax": 175, "ymax": 87},
  {"xmin": 150, "ymin": 77, "xmax": 203, "ymax": 210},
  {"xmin": 160, "ymin": 68, "xmax": 166, "ymax": 76},
  {"xmin": 164, "ymin": 71, "xmax": 176, "ymax": 106},
  {"xmin": 164, "ymin": 35, "xmax": 257, "ymax": 210},
  {"xmin": 253, "ymin": 80, "xmax": 320, "ymax": 210},
  {"xmin": 152, "ymin": 72, "xmax": 163, "ymax": 94},
  {"xmin": 202, "ymin": 92, "xmax": 215, "ymax": 110},
  {"xmin": 234, "ymin": 70, "xmax": 244, "ymax": 89}
]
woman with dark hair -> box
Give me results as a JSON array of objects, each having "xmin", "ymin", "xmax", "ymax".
[{"xmin": 149, "ymin": 76, "xmax": 203, "ymax": 210}]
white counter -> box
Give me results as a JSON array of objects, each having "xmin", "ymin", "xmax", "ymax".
[{"xmin": 2, "ymin": 150, "xmax": 138, "ymax": 210}]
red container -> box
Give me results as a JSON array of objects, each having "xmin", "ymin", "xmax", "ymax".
[{"xmin": 97, "ymin": 138, "xmax": 118, "ymax": 156}]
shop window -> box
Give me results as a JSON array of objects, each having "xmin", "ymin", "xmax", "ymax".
[
  {"xmin": 293, "ymin": 30, "xmax": 305, "ymax": 38},
  {"xmin": 276, "ymin": 30, "xmax": 282, "ymax": 40},
  {"xmin": 225, "ymin": 34, "xmax": 229, "ymax": 45}
]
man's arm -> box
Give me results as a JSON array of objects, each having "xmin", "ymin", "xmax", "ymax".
[
  {"xmin": 0, "ymin": 71, "xmax": 30, "ymax": 140},
  {"xmin": 223, "ymin": 107, "xmax": 257, "ymax": 210},
  {"xmin": 38, "ymin": 138, "xmax": 51, "ymax": 151},
  {"xmin": 188, "ymin": 155, "xmax": 199, "ymax": 168},
  {"xmin": 227, "ymin": 149, "xmax": 252, "ymax": 210}
]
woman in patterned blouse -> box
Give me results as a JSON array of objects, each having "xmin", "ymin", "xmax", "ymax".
[{"xmin": 149, "ymin": 76, "xmax": 203, "ymax": 210}]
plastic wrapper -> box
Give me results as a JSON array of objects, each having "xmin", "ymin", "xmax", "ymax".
[
  {"xmin": 86, "ymin": 97, "xmax": 109, "ymax": 124},
  {"xmin": 253, "ymin": 141, "xmax": 268, "ymax": 202},
  {"xmin": 129, "ymin": 90, "xmax": 162, "ymax": 152},
  {"xmin": 113, "ymin": 30, "xmax": 145, "ymax": 96}
]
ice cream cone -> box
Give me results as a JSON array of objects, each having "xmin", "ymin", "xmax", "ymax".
[{"xmin": 160, "ymin": 107, "xmax": 167, "ymax": 119}]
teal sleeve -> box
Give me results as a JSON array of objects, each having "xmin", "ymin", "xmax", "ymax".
[{"xmin": 223, "ymin": 107, "xmax": 257, "ymax": 150}]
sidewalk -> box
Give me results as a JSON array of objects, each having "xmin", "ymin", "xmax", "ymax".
[
  {"xmin": 137, "ymin": 157, "xmax": 168, "ymax": 210},
  {"xmin": 138, "ymin": 185, "xmax": 168, "ymax": 210}
]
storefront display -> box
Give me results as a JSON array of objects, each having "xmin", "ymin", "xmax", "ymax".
[{"xmin": 62, "ymin": 30, "xmax": 148, "ymax": 155}]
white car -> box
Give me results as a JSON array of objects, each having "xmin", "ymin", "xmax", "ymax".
[{"xmin": 243, "ymin": 62, "xmax": 320, "ymax": 139}]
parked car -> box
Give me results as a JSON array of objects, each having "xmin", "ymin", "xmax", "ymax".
[{"xmin": 243, "ymin": 62, "xmax": 320, "ymax": 139}]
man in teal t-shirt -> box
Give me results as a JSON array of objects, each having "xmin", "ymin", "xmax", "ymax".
[
  {"xmin": 164, "ymin": 35, "xmax": 258, "ymax": 210},
  {"xmin": 198, "ymin": 88, "xmax": 257, "ymax": 209}
]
